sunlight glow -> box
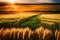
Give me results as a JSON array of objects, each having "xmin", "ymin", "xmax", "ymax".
[{"xmin": 9, "ymin": 0, "xmax": 15, "ymax": 4}]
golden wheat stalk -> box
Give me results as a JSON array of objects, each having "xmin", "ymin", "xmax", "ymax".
[{"xmin": 0, "ymin": 27, "xmax": 59, "ymax": 40}]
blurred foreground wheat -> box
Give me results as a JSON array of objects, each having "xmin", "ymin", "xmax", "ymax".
[{"xmin": 0, "ymin": 27, "xmax": 60, "ymax": 40}]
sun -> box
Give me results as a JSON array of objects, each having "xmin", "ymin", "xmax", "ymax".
[{"xmin": 9, "ymin": 0, "xmax": 15, "ymax": 4}]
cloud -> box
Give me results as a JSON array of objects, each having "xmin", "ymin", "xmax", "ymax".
[
  {"xmin": 0, "ymin": 0, "xmax": 53, "ymax": 3},
  {"xmin": 36, "ymin": 0, "xmax": 53, "ymax": 3},
  {"xmin": 53, "ymin": 0, "xmax": 60, "ymax": 3},
  {"xmin": 0, "ymin": 0, "xmax": 60, "ymax": 3}
]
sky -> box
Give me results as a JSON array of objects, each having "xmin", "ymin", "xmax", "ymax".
[{"xmin": 0, "ymin": 0, "xmax": 60, "ymax": 3}]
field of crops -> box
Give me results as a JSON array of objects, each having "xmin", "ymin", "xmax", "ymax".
[
  {"xmin": 0, "ymin": 2, "xmax": 60, "ymax": 40},
  {"xmin": 0, "ymin": 14, "xmax": 60, "ymax": 40}
]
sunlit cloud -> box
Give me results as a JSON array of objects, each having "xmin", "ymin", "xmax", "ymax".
[
  {"xmin": 9, "ymin": 0, "xmax": 15, "ymax": 3},
  {"xmin": 0, "ymin": 0, "xmax": 54, "ymax": 3},
  {"xmin": 36, "ymin": 0, "xmax": 53, "ymax": 3}
]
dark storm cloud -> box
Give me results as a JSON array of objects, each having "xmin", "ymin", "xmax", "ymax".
[{"xmin": 53, "ymin": 0, "xmax": 60, "ymax": 3}]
